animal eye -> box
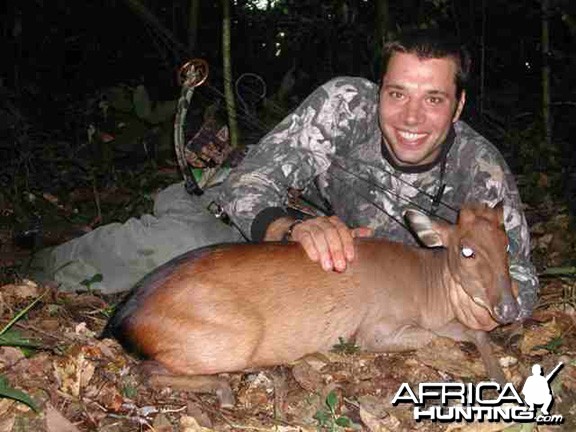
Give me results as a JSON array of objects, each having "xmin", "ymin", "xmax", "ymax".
[{"xmin": 461, "ymin": 246, "xmax": 475, "ymax": 258}]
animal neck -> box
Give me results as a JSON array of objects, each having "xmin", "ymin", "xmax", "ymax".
[{"xmin": 419, "ymin": 249, "xmax": 456, "ymax": 327}]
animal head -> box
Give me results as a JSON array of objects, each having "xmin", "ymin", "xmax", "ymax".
[{"xmin": 405, "ymin": 202, "xmax": 519, "ymax": 327}]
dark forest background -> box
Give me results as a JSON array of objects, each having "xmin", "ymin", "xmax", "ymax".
[{"xmin": 1, "ymin": 0, "xmax": 575, "ymax": 248}]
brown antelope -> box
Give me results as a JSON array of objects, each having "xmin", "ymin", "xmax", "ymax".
[{"xmin": 103, "ymin": 202, "xmax": 519, "ymax": 406}]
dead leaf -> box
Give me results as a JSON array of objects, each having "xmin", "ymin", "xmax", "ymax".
[
  {"xmin": 0, "ymin": 399, "xmax": 15, "ymax": 418},
  {"xmin": 444, "ymin": 420, "xmax": 511, "ymax": 431},
  {"xmin": 96, "ymin": 382, "xmax": 124, "ymax": 412},
  {"xmin": 292, "ymin": 360, "xmax": 324, "ymax": 392},
  {"xmin": 519, "ymin": 319, "xmax": 562, "ymax": 356},
  {"xmin": 416, "ymin": 338, "xmax": 486, "ymax": 379},
  {"xmin": 0, "ymin": 347, "xmax": 25, "ymax": 368},
  {"xmin": 45, "ymin": 403, "xmax": 81, "ymax": 432},
  {"xmin": 358, "ymin": 395, "xmax": 397, "ymax": 432},
  {"xmin": 186, "ymin": 401, "xmax": 213, "ymax": 429},
  {"xmin": 180, "ymin": 416, "xmax": 216, "ymax": 432},
  {"xmin": 74, "ymin": 322, "xmax": 96, "ymax": 338},
  {"xmin": 0, "ymin": 281, "xmax": 39, "ymax": 301},
  {"xmin": 236, "ymin": 372, "xmax": 274, "ymax": 412},
  {"xmin": 152, "ymin": 412, "xmax": 173, "ymax": 432},
  {"xmin": 0, "ymin": 415, "xmax": 15, "ymax": 432},
  {"xmin": 16, "ymin": 280, "xmax": 40, "ymax": 299},
  {"xmin": 53, "ymin": 346, "xmax": 96, "ymax": 397},
  {"xmin": 297, "ymin": 353, "xmax": 331, "ymax": 371}
]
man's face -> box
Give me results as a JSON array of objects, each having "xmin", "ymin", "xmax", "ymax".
[{"xmin": 378, "ymin": 52, "xmax": 466, "ymax": 167}]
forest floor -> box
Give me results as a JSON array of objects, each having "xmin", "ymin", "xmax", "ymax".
[{"xmin": 0, "ymin": 180, "xmax": 575, "ymax": 432}]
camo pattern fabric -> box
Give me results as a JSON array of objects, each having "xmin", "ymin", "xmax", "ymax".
[{"xmin": 219, "ymin": 76, "xmax": 539, "ymax": 318}]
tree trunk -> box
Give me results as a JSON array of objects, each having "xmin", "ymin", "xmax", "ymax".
[
  {"xmin": 479, "ymin": 0, "xmax": 486, "ymax": 115},
  {"xmin": 222, "ymin": 0, "xmax": 239, "ymax": 148},
  {"xmin": 541, "ymin": 0, "xmax": 552, "ymax": 155},
  {"xmin": 188, "ymin": 0, "xmax": 200, "ymax": 54},
  {"xmin": 374, "ymin": 0, "xmax": 389, "ymax": 78}
]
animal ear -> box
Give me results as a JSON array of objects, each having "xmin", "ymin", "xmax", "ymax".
[
  {"xmin": 404, "ymin": 209, "xmax": 452, "ymax": 248},
  {"xmin": 492, "ymin": 200, "xmax": 505, "ymax": 227}
]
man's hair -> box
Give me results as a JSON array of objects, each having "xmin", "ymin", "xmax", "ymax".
[{"xmin": 381, "ymin": 29, "xmax": 471, "ymax": 98}]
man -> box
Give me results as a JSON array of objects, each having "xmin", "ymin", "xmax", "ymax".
[{"xmin": 219, "ymin": 29, "xmax": 539, "ymax": 321}]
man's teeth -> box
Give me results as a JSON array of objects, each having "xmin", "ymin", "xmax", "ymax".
[{"xmin": 398, "ymin": 131, "xmax": 426, "ymax": 141}]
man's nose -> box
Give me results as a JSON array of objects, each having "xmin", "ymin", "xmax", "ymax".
[{"xmin": 403, "ymin": 99, "xmax": 424, "ymax": 125}]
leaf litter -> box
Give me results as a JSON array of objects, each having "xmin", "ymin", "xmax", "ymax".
[{"xmin": 0, "ymin": 206, "xmax": 574, "ymax": 431}]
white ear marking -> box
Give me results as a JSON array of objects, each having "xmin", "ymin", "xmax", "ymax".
[{"xmin": 404, "ymin": 209, "xmax": 445, "ymax": 248}]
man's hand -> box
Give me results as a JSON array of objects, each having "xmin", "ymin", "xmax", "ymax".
[{"xmin": 267, "ymin": 216, "xmax": 373, "ymax": 272}]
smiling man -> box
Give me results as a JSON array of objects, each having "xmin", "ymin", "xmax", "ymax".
[
  {"xmin": 220, "ymin": 29, "xmax": 539, "ymax": 323},
  {"xmin": 379, "ymin": 52, "xmax": 465, "ymax": 167}
]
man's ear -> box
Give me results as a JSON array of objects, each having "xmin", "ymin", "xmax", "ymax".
[{"xmin": 452, "ymin": 90, "xmax": 466, "ymax": 122}]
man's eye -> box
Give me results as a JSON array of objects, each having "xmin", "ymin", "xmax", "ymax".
[
  {"xmin": 389, "ymin": 91, "xmax": 404, "ymax": 99},
  {"xmin": 427, "ymin": 96, "xmax": 444, "ymax": 105}
]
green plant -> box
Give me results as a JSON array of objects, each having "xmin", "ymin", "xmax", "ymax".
[
  {"xmin": 0, "ymin": 293, "xmax": 45, "ymax": 412},
  {"xmin": 534, "ymin": 336, "xmax": 564, "ymax": 354},
  {"xmin": 80, "ymin": 273, "xmax": 104, "ymax": 292},
  {"xmin": 331, "ymin": 337, "xmax": 360, "ymax": 355},
  {"xmin": 313, "ymin": 391, "xmax": 358, "ymax": 431},
  {"xmin": 0, "ymin": 376, "xmax": 38, "ymax": 412}
]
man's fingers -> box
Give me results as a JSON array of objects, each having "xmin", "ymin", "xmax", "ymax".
[
  {"xmin": 328, "ymin": 216, "xmax": 355, "ymax": 266},
  {"xmin": 296, "ymin": 229, "xmax": 320, "ymax": 262},
  {"xmin": 291, "ymin": 216, "xmax": 355, "ymax": 272}
]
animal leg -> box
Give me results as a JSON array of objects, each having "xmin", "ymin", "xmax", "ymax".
[
  {"xmin": 357, "ymin": 324, "xmax": 437, "ymax": 352},
  {"xmin": 435, "ymin": 321, "xmax": 506, "ymax": 384},
  {"xmin": 138, "ymin": 360, "xmax": 236, "ymax": 408}
]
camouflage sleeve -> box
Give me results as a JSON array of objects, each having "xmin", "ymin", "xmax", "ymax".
[
  {"xmin": 219, "ymin": 77, "xmax": 369, "ymax": 239},
  {"xmin": 467, "ymin": 148, "xmax": 539, "ymax": 318}
]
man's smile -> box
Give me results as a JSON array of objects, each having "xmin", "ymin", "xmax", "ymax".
[{"xmin": 396, "ymin": 129, "xmax": 428, "ymax": 146}]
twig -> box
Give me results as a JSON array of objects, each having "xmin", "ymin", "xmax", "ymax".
[
  {"xmin": 14, "ymin": 321, "xmax": 76, "ymax": 342},
  {"xmin": 91, "ymin": 173, "xmax": 102, "ymax": 226}
]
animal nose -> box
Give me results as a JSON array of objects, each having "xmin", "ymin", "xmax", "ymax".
[{"xmin": 494, "ymin": 297, "xmax": 519, "ymax": 324}]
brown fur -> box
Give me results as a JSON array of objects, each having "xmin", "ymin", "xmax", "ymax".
[{"xmin": 108, "ymin": 204, "xmax": 517, "ymax": 390}]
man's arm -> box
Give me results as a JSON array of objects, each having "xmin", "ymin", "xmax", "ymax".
[
  {"xmin": 219, "ymin": 77, "xmax": 377, "ymax": 270},
  {"xmin": 219, "ymin": 79, "xmax": 343, "ymax": 239}
]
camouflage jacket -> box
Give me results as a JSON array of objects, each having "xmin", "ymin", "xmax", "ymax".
[{"xmin": 219, "ymin": 76, "xmax": 539, "ymax": 317}]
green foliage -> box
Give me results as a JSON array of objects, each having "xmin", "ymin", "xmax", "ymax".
[
  {"xmin": 121, "ymin": 383, "xmax": 138, "ymax": 399},
  {"xmin": 331, "ymin": 337, "xmax": 360, "ymax": 355},
  {"xmin": 100, "ymin": 304, "xmax": 117, "ymax": 319},
  {"xmin": 80, "ymin": 273, "xmax": 104, "ymax": 292},
  {"xmin": 0, "ymin": 329, "xmax": 40, "ymax": 351},
  {"xmin": 314, "ymin": 391, "xmax": 358, "ymax": 431},
  {"xmin": 0, "ymin": 293, "xmax": 44, "ymax": 340},
  {"xmin": 0, "ymin": 294, "xmax": 45, "ymax": 412},
  {"xmin": 0, "ymin": 376, "xmax": 38, "ymax": 413},
  {"xmin": 534, "ymin": 336, "xmax": 564, "ymax": 354}
]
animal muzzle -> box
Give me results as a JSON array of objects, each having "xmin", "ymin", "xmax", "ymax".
[{"xmin": 493, "ymin": 279, "xmax": 520, "ymax": 324}]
